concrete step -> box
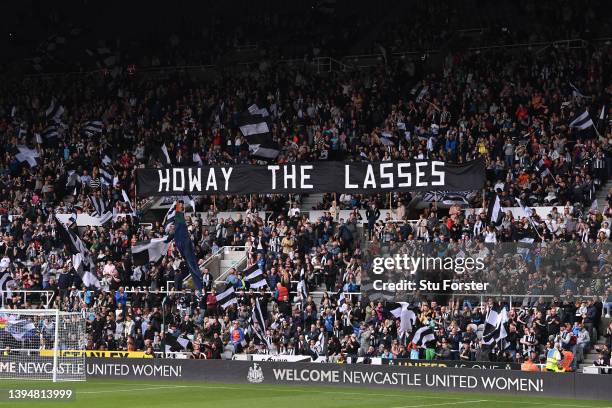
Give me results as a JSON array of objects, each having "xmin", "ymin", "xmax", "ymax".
[
  {"xmin": 595, "ymin": 180, "xmax": 612, "ymax": 209},
  {"xmin": 223, "ymin": 251, "xmax": 246, "ymax": 260},
  {"xmin": 220, "ymin": 259, "xmax": 242, "ymax": 269},
  {"xmin": 301, "ymin": 193, "xmax": 325, "ymax": 211}
]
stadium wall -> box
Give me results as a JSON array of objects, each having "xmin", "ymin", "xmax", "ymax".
[{"xmin": 82, "ymin": 359, "xmax": 612, "ymax": 401}]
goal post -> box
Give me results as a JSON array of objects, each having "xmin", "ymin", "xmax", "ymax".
[{"xmin": 0, "ymin": 309, "xmax": 87, "ymax": 382}]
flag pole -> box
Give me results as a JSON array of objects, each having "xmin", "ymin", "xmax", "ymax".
[
  {"xmin": 134, "ymin": 182, "xmax": 138, "ymax": 215},
  {"xmin": 333, "ymin": 193, "xmax": 337, "ymax": 221},
  {"xmin": 482, "ymin": 188, "xmax": 485, "ymax": 210}
]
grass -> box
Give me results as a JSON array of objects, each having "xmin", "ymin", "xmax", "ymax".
[{"xmin": 0, "ymin": 379, "xmax": 609, "ymax": 408}]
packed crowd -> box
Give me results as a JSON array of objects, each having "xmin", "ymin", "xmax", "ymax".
[{"xmin": 0, "ymin": 7, "xmax": 611, "ymax": 370}]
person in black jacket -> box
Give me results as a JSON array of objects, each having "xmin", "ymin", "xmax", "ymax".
[{"xmin": 365, "ymin": 204, "xmax": 380, "ymax": 240}]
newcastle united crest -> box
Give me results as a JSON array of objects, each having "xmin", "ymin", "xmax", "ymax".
[{"xmin": 247, "ymin": 363, "xmax": 264, "ymax": 383}]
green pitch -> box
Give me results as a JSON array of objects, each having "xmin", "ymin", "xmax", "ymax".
[{"xmin": 0, "ymin": 379, "xmax": 608, "ymax": 408}]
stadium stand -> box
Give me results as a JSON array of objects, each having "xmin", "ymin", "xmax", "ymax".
[{"xmin": 0, "ymin": 0, "xmax": 611, "ymax": 377}]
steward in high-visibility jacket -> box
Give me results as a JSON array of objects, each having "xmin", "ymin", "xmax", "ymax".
[{"xmin": 546, "ymin": 344, "xmax": 563, "ymax": 372}]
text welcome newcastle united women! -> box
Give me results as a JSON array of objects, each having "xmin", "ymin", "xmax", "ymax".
[{"xmin": 136, "ymin": 158, "xmax": 485, "ymax": 196}]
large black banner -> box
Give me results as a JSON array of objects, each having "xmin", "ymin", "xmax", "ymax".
[{"xmin": 135, "ymin": 158, "xmax": 485, "ymax": 197}]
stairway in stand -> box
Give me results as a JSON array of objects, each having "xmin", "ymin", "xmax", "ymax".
[{"xmin": 300, "ymin": 193, "xmax": 325, "ymax": 211}]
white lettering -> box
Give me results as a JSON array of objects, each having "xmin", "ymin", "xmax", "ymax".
[
  {"xmin": 172, "ymin": 168, "xmax": 185, "ymax": 192},
  {"xmin": 397, "ymin": 163, "xmax": 412, "ymax": 187},
  {"xmin": 345, "ymin": 165, "xmax": 358, "ymax": 188},
  {"xmin": 300, "ymin": 165, "xmax": 313, "ymax": 189},
  {"xmin": 415, "ymin": 162, "xmax": 427, "ymax": 187},
  {"xmin": 284, "ymin": 165, "xmax": 297, "ymax": 189},
  {"xmin": 158, "ymin": 169, "xmax": 170, "ymax": 192},
  {"xmin": 205, "ymin": 168, "xmax": 217, "ymax": 190},
  {"xmin": 188, "ymin": 168, "xmax": 201, "ymax": 192},
  {"xmin": 221, "ymin": 167, "xmax": 233, "ymax": 191},
  {"xmin": 432, "ymin": 161, "xmax": 445, "ymax": 186},
  {"xmin": 363, "ymin": 164, "xmax": 376, "ymax": 188},
  {"xmin": 379, "ymin": 163, "xmax": 394, "ymax": 188},
  {"xmin": 268, "ymin": 165, "xmax": 280, "ymax": 190}
]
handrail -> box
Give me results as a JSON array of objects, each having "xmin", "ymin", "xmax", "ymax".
[
  {"xmin": 214, "ymin": 247, "xmax": 249, "ymax": 284},
  {"xmin": 1, "ymin": 290, "xmax": 55, "ymax": 309},
  {"xmin": 22, "ymin": 37, "xmax": 612, "ymax": 79}
]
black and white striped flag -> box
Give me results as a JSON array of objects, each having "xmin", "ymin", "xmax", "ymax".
[
  {"xmin": 55, "ymin": 217, "xmax": 100, "ymax": 289},
  {"xmin": 160, "ymin": 144, "xmax": 172, "ymax": 165},
  {"xmin": 250, "ymin": 297, "xmax": 272, "ymax": 349},
  {"xmin": 89, "ymin": 195, "xmax": 107, "ymax": 216},
  {"xmin": 120, "ymin": 189, "xmax": 136, "ymax": 216},
  {"xmin": 244, "ymin": 264, "xmax": 267, "ymax": 289},
  {"xmin": 82, "ymin": 120, "xmax": 103, "ymax": 136},
  {"xmin": 163, "ymin": 202, "xmax": 177, "ymax": 233},
  {"xmin": 131, "ymin": 236, "xmax": 171, "ymax": 266},
  {"xmin": 99, "ymin": 157, "xmax": 118, "ymax": 187},
  {"xmin": 569, "ymin": 109, "xmax": 595, "ymax": 130},
  {"xmin": 192, "ymin": 152, "xmax": 203, "ymax": 166},
  {"xmin": 248, "ymin": 104, "xmax": 270, "ymax": 117},
  {"xmin": 41, "ymin": 124, "xmax": 59, "ymax": 140},
  {"xmin": 387, "ymin": 302, "xmax": 417, "ymax": 338},
  {"xmin": 0, "ymin": 269, "xmax": 16, "ymax": 300},
  {"xmin": 482, "ymin": 304, "xmax": 508, "ymax": 346},
  {"xmin": 410, "ymin": 83, "xmax": 429, "ymax": 103},
  {"xmin": 15, "ymin": 146, "xmax": 39, "ymax": 167},
  {"xmin": 515, "ymin": 198, "xmax": 542, "ymax": 238},
  {"xmin": 297, "ymin": 269, "xmax": 309, "ymax": 300},
  {"xmin": 569, "ymin": 82, "xmax": 585, "ymax": 99},
  {"xmin": 45, "ymin": 100, "xmax": 65, "ymax": 122},
  {"xmin": 408, "ymin": 325, "xmax": 436, "ymax": 347},
  {"xmin": 597, "ymin": 104, "xmax": 608, "ymax": 136},
  {"xmin": 487, "ymin": 194, "xmax": 503, "ymax": 226},
  {"xmin": 238, "ymin": 107, "xmax": 279, "ymax": 159},
  {"xmin": 89, "ymin": 194, "xmax": 113, "ymax": 224},
  {"xmin": 216, "ymin": 285, "xmax": 238, "ymax": 309},
  {"xmin": 336, "ymin": 289, "xmax": 349, "ymax": 312},
  {"xmin": 162, "ymin": 196, "xmax": 194, "ymax": 233},
  {"xmin": 251, "ymin": 297, "xmax": 267, "ymax": 331}
]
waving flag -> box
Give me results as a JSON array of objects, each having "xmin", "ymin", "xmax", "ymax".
[
  {"xmin": 249, "ymin": 297, "xmax": 271, "ymax": 349},
  {"xmin": 244, "ymin": 264, "xmax": 267, "ymax": 289},
  {"xmin": 569, "ymin": 109, "xmax": 595, "ymax": 130},
  {"xmin": 217, "ymin": 285, "xmax": 237, "ymax": 309},
  {"xmin": 297, "ymin": 269, "xmax": 309, "ymax": 300},
  {"xmin": 238, "ymin": 106, "xmax": 279, "ymax": 159},
  {"xmin": 408, "ymin": 325, "xmax": 436, "ymax": 348},
  {"xmin": 173, "ymin": 204, "xmax": 203, "ymax": 291},
  {"xmin": 487, "ymin": 194, "xmax": 503, "ymax": 226},
  {"xmin": 387, "ymin": 302, "xmax": 417, "ymax": 338},
  {"xmin": 55, "ymin": 217, "xmax": 100, "ymax": 288},
  {"xmin": 482, "ymin": 304, "xmax": 508, "ymax": 346},
  {"xmin": 15, "ymin": 146, "xmax": 39, "ymax": 167},
  {"xmin": 82, "ymin": 120, "xmax": 103, "ymax": 136},
  {"xmin": 131, "ymin": 237, "xmax": 171, "ymax": 266},
  {"xmin": 0, "ymin": 314, "xmax": 36, "ymax": 341}
]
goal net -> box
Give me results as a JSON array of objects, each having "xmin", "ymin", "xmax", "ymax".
[{"xmin": 0, "ymin": 309, "xmax": 86, "ymax": 382}]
